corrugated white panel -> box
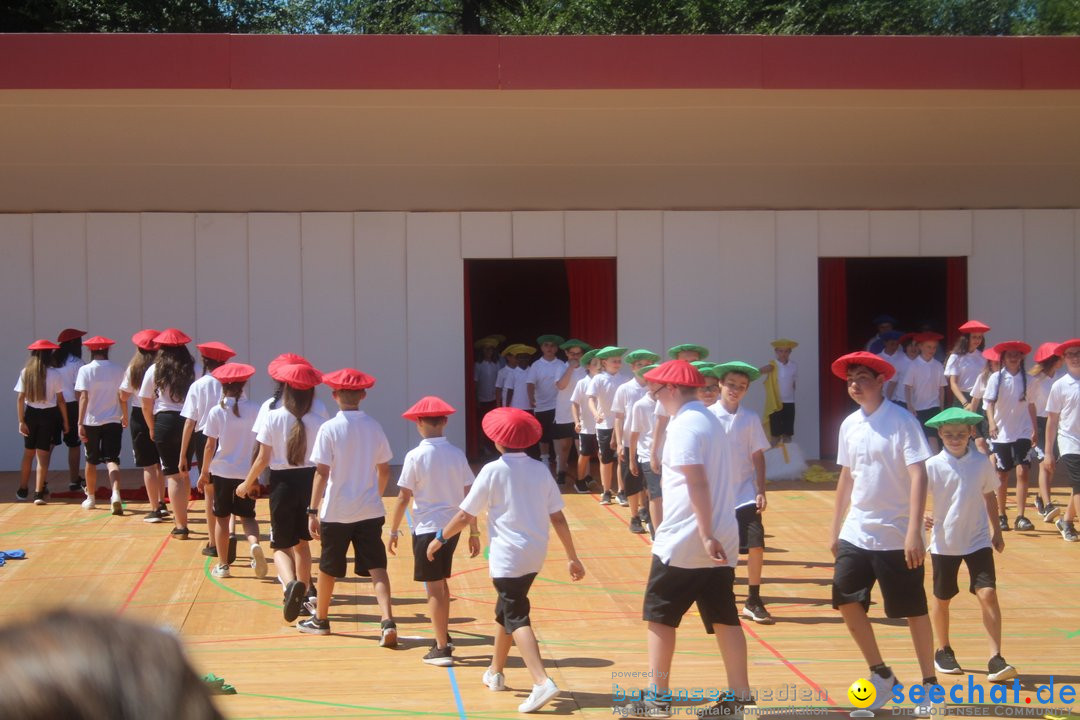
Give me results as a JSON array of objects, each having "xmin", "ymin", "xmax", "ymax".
[
  {"xmin": 1023, "ymin": 210, "xmax": 1075, "ymax": 346},
  {"xmin": 0, "ymin": 215, "xmax": 35, "ymax": 467},
  {"xmin": 616, "ymin": 211, "xmax": 664, "ymax": 354},
  {"xmin": 33, "ymin": 213, "xmax": 87, "ymax": 339},
  {"xmin": 818, "ymin": 211, "xmax": 870, "ymax": 257},
  {"xmin": 512, "ymin": 211, "xmax": 564, "ymax": 258},
  {"xmin": 247, "ymin": 213, "xmax": 302, "ymax": 405},
  {"xmin": 869, "ymin": 211, "xmax": 919, "ymax": 257},
  {"xmin": 140, "ymin": 213, "xmax": 196, "ymax": 334},
  {"xmin": 970, "ymin": 210, "xmax": 1024, "ymax": 341},
  {"xmin": 86, "ymin": 214, "xmax": 142, "ymax": 362},
  {"xmin": 920, "ymin": 210, "xmax": 973, "ymax": 257},
  {"xmin": 662, "ymin": 212, "xmax": 721, "ymax": 355},
  {"xmin": 194, "ymin": 213, "xmax": 249, "ymax": 362},
  {"xmin": 461, "ymin": 212, "xmax": 511, "ymax": 259},
  {"xmin": 565, "ymin": 210, "xmax": 617, "ymax": 257}
]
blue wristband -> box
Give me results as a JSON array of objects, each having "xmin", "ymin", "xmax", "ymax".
[{"xmin": 436, "ymin": 529, "xmax": 446, "ymax": 543}]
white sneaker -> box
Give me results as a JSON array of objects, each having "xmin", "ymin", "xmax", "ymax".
[
  {"xmin": 868, "ymin": 668, "xmax": 899, "ymax": 710},
  {"xmin": 482, "ymin": 668, "xmax": 506, "ymax": 691},
  {"xmin": 518, "ymin": 678, "xmax": 559, "ymax": 713},
  {"xmin": 81, "ymin": 497, "xmax": 96, "ymax": 510},
  {"xmin": 211, "ymin": 564, "xmax": 231, "ymax": 578},
  {"xmin": 111, "ymin": 494, "xmax": 123, "ymax": 515},
  {"xmin": 914, "ymin": 683, "xmax": 946, "ymax": 718},
  {"xmin": 250, "ymin": 544, "xmax": 267, "ymax": 578}
]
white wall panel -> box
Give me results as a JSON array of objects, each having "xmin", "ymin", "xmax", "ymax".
[
  {"xmin": 616, "ymin": 211, "xmax": 664, "ymax": 354},
  {"xmin": 1023, "ymin": 210, "xmax": 1074, "ymax": 345},
  {"xmin": 970, "ymin": 211, "xmax": 1024, "ymax": 341},
  {"xmin": 818, "ymin": 211, "xmax": 870, "ymax": 257},
  {"xmin": 662, "ymin": 212, "xmax": 720, "ymax": 354},
  {"xmin": 247, "ymin": 213, "xmax": 302, "ymax": 404},
  {"xmin": 194, "ymin": 213, "xmax": 248, "ymax": 361},
  {"xmin": 140, "ymin": 213, "xmax": 195, "ymax": 334},
  {"xmin": 301, "ymin": 213, "xmax": 355, "ymax": 411},
  {"xmin": 406, "ymin": 213, "xmax": 465, "ymax": 451},
  {"xmin": 565, "ymin": 211, "xmax": 616, "ymax": 258},
  {"xmin": 33, "ymin": 214, "xmax": 87, "ymax": 339},
  {"xmin": 512, "ymin": 211, "xmax": 564, "ymax": 258},
  {"xmin": 0, "ymin": 215, "xmax": 35, "ymax": 467},
  {"xmin": 920, "ymin": 211, "xmax": 972, "ymax": 257},
  {"xmin": 355, "ymin": 212, "xmax": 408, "ymax": 456},
  {"xmin": 461, "ymin": 212, "xmax": 511, "ymax": 258},
  {"xmin": 869, "ymin": 211, "xmax": 919, "ymax": 257},
  {"xmin": 86, "ymin": 214, "xmax": 142, "ymax": 362}
]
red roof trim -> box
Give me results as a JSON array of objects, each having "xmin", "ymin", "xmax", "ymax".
[{"xmin": 0, "ymin": 34, "xmax": 1078, "ymax": 90}]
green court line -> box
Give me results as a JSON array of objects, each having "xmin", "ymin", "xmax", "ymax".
[
  {"xmin": 202, "ymin": 556, "xmax": 280, "ymax": 609},
  {"xmin": 0, "ymin": 510, "xmax": 109, "ymax": 536}
]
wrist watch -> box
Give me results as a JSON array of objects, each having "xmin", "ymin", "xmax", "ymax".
[{"xmin": 306, "ymin": 507, "xmax": 318, "ymax": 516}]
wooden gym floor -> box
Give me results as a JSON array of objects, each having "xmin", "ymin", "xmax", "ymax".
[{"xmin": 0, "ymin": 467, "xmax": 1078, "ymax": 719}]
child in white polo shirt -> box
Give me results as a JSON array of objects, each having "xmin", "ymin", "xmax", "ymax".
[
  {"xmin": 629, "ymin": 363, "xmax": 661, "ymax": 535},
  {"xmin": 570, "ymin": 349, "xmax": 600, "ymax": 494},
  {"xmin": 495, "ymin": 346, "xmax": 520, "ymax": 408},
  {"xmin": 526, "ymin": 334, "xmax": 567, "ymax": 469},
  {"xmin": 760, "ymin": 339, "xmax": 798, "ymax": 444},
  {"xmin": 1028, "ymin": 342, "xmax": 1063, "ymax": 523},
  {"xmin": 1042, "ymin": 338, "xmax": 1080, "ymax": 542},
  {"xmin": 904, "ymin": 332, "xmax": 947, "ymax": 453},
  {"xmin": 984, "ymin": 341, "xmax": 1038, "ymax": 532},
  {"xmin": 303, "ymin": 368, "xmax": 396, "ymax": 643},
  {"xmin": 427, "ymin": 407, "xmax": 584, "ymax": 714},
  {"xmin": 388, "ymin": 396, "xmax": 478, "ymax": 667},
  {"xmin": 588, "ymin": 346, "xmax": 627, "ymax": 505},
  {"xmin": 505, "ymin": 345, "xmax": 535, "ymax": 412},
  {"xmin": 553, "ymin": 339, "xmax": 591, "ymax": 485},
  {"xmin": 921, "ymin": 407, "xmax": 1016, "ymax": 684},
  {"xmin": 945, "ymin": 321, "xmax": 990, "ymax": 408},
  {"xmin": 614, "ymin": 349, "xmax": 660, "ymax": 531},
  {"xmin": 74, "ymin": 336, "xmax": 126, "ymax": 514},
  {"xmin": 877, "ymin": 331, "xmax": 909, "ymax": 408}
]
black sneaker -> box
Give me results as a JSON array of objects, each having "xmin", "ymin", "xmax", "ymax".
[
  {"xmin": 200, "ymin": 543, "xmax": 218, "ymax": 558},
  {"xmin": 170, "ymin": 526, "xmax": 189, "ymax": 539},
  {"xmin": 1040, "ymin": 502, "xmax": 1061, "ymax": 523},
  {"xmin": 696, "ymin": 698, "xmax": 756, "ymax": 718},
  {"xmin": 283, "ymin": 580, "xmax": 306, "ymax": 623},
  {"xmin": 298, "ymin": 616, "xmax": 330, "ymax": 635},
  {"xmin": 227, "ymin": 535, "xmax": 237, "ymax": 565},
  {"xmin": 15, "ymin": 487, "xmax": 28, "ymax": 501},
  {"xmin": 303, "ymin": 586, "xmax": 318, "ymax": 616},
  {"xmin": 379, "ymin": 619, "xmax": 398, "ymax": 648},
  {"xmin": 41, "ymin": 482, "xmax": 50, "ymax": 498},
  {"xmin": 143, "ymin": 509, "xmax": 164, "ymax": 524},
  {"xmin": 987, "ymin": 654, "xmax": 1017, "ymax": 682},
  {"xmin": 741, "ymin": 599, "xmax": 774, "ymax": 625},
  {"xmin": 934, "ymin": 645, "xmax": 962, "ymax": 675},
  {"xmin": 33, "ymin": 491, "xmax": 46, "ymax": 505},
  {"xmin": 600, "ymin": 490, "xmax": 614, "ymax": 505},
  {"xmin": 422, "ymin": 642, "xmax": 453, "ymax": 667},
  {"xmin": 1015, "ymin": 515, "xmax": 1035, "ymax": 531},
  {"xmin": 998, "ymin": 514, "xmax": 1010, "ymax": 531},
  {"xmin": 616, "ymin": 491, "xmax": 629, "ymax": 507},
  {"xmin": 1035, "ymin": 495, "xmax": 1046, "ymax": 514},
  {"xmin": 574, "ymin": 479, "xmax": 591, "ymax": 493},
  {"xmin": 612, "ymin": 697, "xmax": 671, "ymax": 718},
  {"xmin": 158, "ymin": 501, "xmax": 170, "ymax": 517},
  {"xmin": 69, "ymin": 477, "xmax": 85, "ymax": 492},
  {"xmin": 556, "ymin": 471, "xmax": 567, "ymax": 486},
  {"xmin": 629, "ymin": 516, "xmax": 647, "ymax": 534},
  {"xmin": 1057, "ymin": 518, "xmax": 1079, "ymax": 542}
]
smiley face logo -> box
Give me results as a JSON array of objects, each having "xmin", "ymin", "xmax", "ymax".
[{"xmin": 848, "ymin": 678, "xmax": 875, "ymax": 709}]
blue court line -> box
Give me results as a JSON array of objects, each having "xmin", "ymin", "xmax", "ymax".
[{"xmin": 406, "ymin": 507, "xmax": 469, "ymax": 720}]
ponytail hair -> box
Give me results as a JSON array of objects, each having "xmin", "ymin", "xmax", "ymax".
[
  {"xmin": 269, "ymin": 381, "xmax": 284, "ymax": 410},
  {"xmin": 219, "ymin": 381, "xmax": 246, "ymax": 418},
  {"xmin": 283, "ymin": 385, "xmax": 314, "ymax": 467},
  {"xmin": 52, "ymin": 338, "xmax": 81, "ymax": 367},
  {"xmin": 21, "ymin": 351, "xmax": 50, "ymax": 404},
  {"xmin": 127, "ymin": 347, "xmax": 155, "ymax": 392}
]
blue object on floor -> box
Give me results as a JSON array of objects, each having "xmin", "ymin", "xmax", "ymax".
[{"xmin": 0, "ymin": 550, "xmax": 26, "ymax": 560}]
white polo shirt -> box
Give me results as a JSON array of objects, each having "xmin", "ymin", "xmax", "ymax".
[
  {"xmin": 202, "ymin": 398, "xmax": 259, "ymax": 479},
  {"xmin": 256, "ymin": 406, "xmax": 326, "ymax": 470},
  {"xmin": 984, "ymin": 369, "xmax": 1035, "ymax": 442},
  {"xmin": 1046, "ymin": 372, "xmax": 1080, "ymax": 457},
  {"xmin": 587, "ymin": 371, "xmax": 622, "ymax": 431},
  {"xmin": 460, "ymin": 452, "xmax": 565, "ymax": 578},
  {"xmin": 570, "ymin": 375, "xmax": 596, "ymax": 434},
  {"xmin": 525, "ymin": 356, "xmax": 567, "ymax": 413},
  {"xmin": 944, "ymin": 351, "xmax": 985, "ymax": 394},
  {"xmin": 253, "ymin": 394, "xmax": 329, "ymax": 437},
  {"xmin": 73, "ymin": 359, "xmax": 125, "ymax": 425},
  {"xmin": 474, "ymin": 360, "xmax": 499, "ymax": 403},
  {"xmin": 57, "ymin": 354, "xmax": 83, "ymax": 403},
  {"xmin": 1029, "ymin": 374, "xmax": 1055, "ymax": 418},
  {"xmin": 904, "ymin": 356, "xmax": 946, "ymax": 411},
  {"xmin": 555, "ymin": 366, "xmax": 587, "ymax": 424},
  {"xmin": 507, "ymin": 367, "xmax": 531, "ymax": 410},
  {"xmin": 308, "ymin": 410, "xmax": 392, "ymax": 523},
  {"xmin": 652, "ymin": 401, "xmax": 738, "ymax": 569},
  {"xmin": 630, "ymin": 393, "xmax": 658, "ymax": 463},
  {"xmin": 970, "ymin": 371, "xmax": 989, "ymax": 402},
  {"xmin": 397, "ymin": 436, "xmax": 474, "ymax": 534},
  {"xmin": 926, "ymin": 448, "xmax": 997, "ymax": 556},
  {"xmin": 14, "ymin": 367, "xmax": 64, "ymax": 409},
  {"xmin": 710, "ymin": 403, "xmax": 770, "ymax": 508},
  {"xmin": 837, "ymin": 399, "xmax": 931, "ymax": 551},
  {"xmin": 613, "ymin": 378, "xmax": 648, "ymax": 447},
  {"xmin": 878, "ymin": 349, "xmax": 910, "ymax": 403},
  {"xmin": 181, "ymin": 374, "xmax": 223, "ymax": 432},
  {"xmin": 495, "ymin": 365, "xmax": 515, "ymax": 406},
  {"xmin": 774, "ymin": 359, "xmax": 797, "ymax": 403},
  {"xmin": 138, "ymin": 364, "xmax": 185, "ymax": 414}
]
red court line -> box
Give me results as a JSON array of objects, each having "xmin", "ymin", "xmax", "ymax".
[
  {"xmin": 740, "ymin": 622, "xmax": 838, "ymax": 707},
  {"xmin": 119, "ymin": 534, "xmax": 171, "ymax": 613}
]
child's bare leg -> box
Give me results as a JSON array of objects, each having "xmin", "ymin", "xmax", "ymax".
[
  {"xmin": 143, "ymin": 465, "xmax": 161, "ymax": 507},
  {"xmin": 1039, "ymin": 463, "xmax": 1054, "ymax": 508},
  {"xmin": 576, "ymin": 453, "xmax": 590, "ymax": 483},
  {"xmin": 650, "ymin": 497, "xmax": 664, "ymax": 529},
  {"xmin": 107, "ymin": 462, "xmax": 121, "ymax": 497},
  {"xmin": 84, "ymin": 462, "xmax": 98, "ymax": 498},
  {"xmin": 214, "ymin": 513, "xmax": 231, "ymax": 562},
  {"xmin": 839, "ymin": 603, "xmax": 884, "ymax": 667},
  {"xmin": 996, "ymin": 473, "xmax": 1008, "ymax": 516},
  {"xmin": 646, "ymin": 622, "xmax": 676, "ymax": 693},
  {"xmin": 240, "ymin": 517, "xmax": 261, "ymax": 545},
  {"xmin": 748, "ymin": 547, "xmax": 764, "ymax": 586},
  {"xmin": 512, "ymin": 625, "xmax": 549, "ymax": 686},
  {"xmin": 34, "ymin": 449, "xmax": 50, "ymax": 493},
  {"xmin": 629, "ymin": 488, "xmax": 640, "ymax": 516},
  {"xmin": 930, "ymin": 596, "xmax": 951, "ymax": 649},
  {"xmin": 490, "ymin": 627, "xmax": 514, "ymax": 675},
  {"xmin": 975, "ymin": 437, "xmax": 989, "ymax": 455},
  {"xmin": 599, "ymin": 460, "xmax": 613, "ymax": 494},
  {"xmin": 714, "ymin": 624, "xmax": 751, "ymax": 697},
  {"xmin": 293, "ymin": 541, "xmax": 312, "ymax": 587},
  {"xmin": 275, "ymin": 548, "xmax": 296, "ymax": 585},
  {"xmin": 19, "ymin": 449, "xmax": 33, "ymax": 492},
  {"xmin": 369, "ymin": 567, "xmax": 394, "ymax": 622},
  {"xmin": 554, "ymin": 438, "xmax": 571, "ymax": 475},
  {"xmin": 205, "ymin": 487, "xmax": 218, "ymax": 546},
  {"xmin": 166, "ymin": 474, "xmax": 188, "ymax": 528},
  {"xmin": 1067, "ymin": 493, "xmax": 1080, "ymax": 522},
  {"xmin": 428, "ymin": 579, "xmax": 451, "ymax": 648},
  {"xmin": 907, "ymin": 614, "xmax": 936, "ymax": 679},
  {"xmin": 1015, "ymin": 465, "xmax": 1030, "ymax": 518},
  {"xmin": 315, "ymin": 573, "xmax": 336, "ymax": 620},
  {"xmin": 975, "ymin": 587, "xmax": 1003, "ymax": 658}
]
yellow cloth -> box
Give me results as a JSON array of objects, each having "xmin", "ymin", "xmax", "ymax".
[
  {"xmin": 763, "ymin": 360, "xmax": 783, "ymax": 428},
  {"xmin": 804, "ymin": 465, "xmax": 839, "ymax": 484}
]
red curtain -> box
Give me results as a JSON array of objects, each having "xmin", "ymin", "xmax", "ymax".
[
  {"xmin": 818, "ymin": 258, "xmax": 849, "ymax": 459},
  {"xmin": 945, "ymin": 256, "xmax": 968, "ymax": 347},
  {"xmin": 463, "ymin": 261, "xmax": 478, "ymax": 459},
  {"xmin": 565, "ymin": 258, "xmax": 617, "ymax": 347}
]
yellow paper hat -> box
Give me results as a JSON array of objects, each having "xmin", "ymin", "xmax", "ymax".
[{"xmin": 771, "ymin": 339, "xmax": 798, "ymax": 350}]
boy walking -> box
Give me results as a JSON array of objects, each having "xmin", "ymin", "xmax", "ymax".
[
  {"xmin": 614, "ymin": 349, "xmax": 660, "ymax": 531},
  {"xmin": 1042, "ymin": 338, "xmax": 1080, "ymax": 542}
]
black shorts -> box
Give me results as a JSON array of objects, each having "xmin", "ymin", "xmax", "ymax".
[
  {"xmin": 413, "ymin": 531, "xmax": 460, "ymax": 582},
  {"xmin": 152, "ymin": 411, "xmax": 184, "ymax": 475},
  {"xmin": 578, "ymin": 433, "xmax": 598, "ymax": 457},
  {"xmin": 621, "ymin": 447, "xmax": 644, "ymax": 495},
  {"xmin": 191, "ymin": 430, "xmax": 208, "ymax": 468},
  {"xmin": 84, "ymin": 423, "xmax": 122, "ymax": 465},
  {"xmin": 916, "ymin": 408, "xmax": 941, "ymax": 440},
  {"xmin": 642, "ymin": 555, "xmax": 739, "ymax": 632},
  {"xmin": 319, "ymin": 516, "xmax": 387, "ymax": 578},
  {"xmin": 931, "ymin": 547, "xmax": 996, "ymax": 600},
  {"xmin": 268, "ymin": 467, "xmax": 315, "ymax": 550},
  {"xmin": 23, "ymin": 405, "xmax": 61, "ymax": 452},
  {"xmin": 493, "ymin": 573, "xmax": 537, "ymax": 634},
  {"xmin": 641, "ymin": 464, "xmax": 662, "ymax": 498},
  {"xmin": 129, "ymin": 406, "xmax": 160, "ymax": 468},
  {"xmin": 769, "ymin": 403, "xmax": 795, "ymax": 437},
  {"xmin": 832, "ymin": 539, "xmax": 928, "ymax": 619},
  {"xmin": 535, "ymin": 409, "xmax": 557, "ymax": 443},
  {"xmin": 1036, "ymin": 416, "xmax": 1059, "ymax": 460},
  {"xmin": 736, "ymin": 504, "xmax": 765, "ymax": 554},
  {"xmin": 551, "ymin": 421, "xmax": 575, "ymax": 440},
  {"xmin": 597, "ymin": 428, "xmax": 617, "ymax": 464},
  {"xmin": 62, "ymin": 400, "xmax": 81, "ymax": 447},
  {"xmin": 211, "ymin": 475, "xmax": 257, "ymax": 519},
  {"xmin": 1060, "ymin": 454, "xmax": 1080, "ymax": 494},
  {"xmin": 992, "ymin": 438, "xmax": 1032, "ymax": 473}
]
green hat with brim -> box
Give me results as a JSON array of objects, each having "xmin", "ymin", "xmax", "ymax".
[
  {"xmin": 560, "ymin": 338, "xmax": 592, "ymax": 352},
  {"xmin": 636, "ymin": 363, "xmax": 660, "ymax": 378},
  {"xmin": 668, "ymin": 343, "xmax": 710, "ymax": 360},
  {"xmin": 537, "ymin": 334, "xmax": 566, "ymax": 347},
  {"xmin": 625, "ymin": 349, "xmax": 660, "ymax": 364},
  {"xmin": 710, "ymin": 361, "xmax": 761, "ymax": 383},
  {"xmin": 595, "ymin": 346, "xmax": 627, "ymax": 360},
  {"xmin": 581, "ymin": 349, "xmax": 600, "ymax": 365},
  {"xmin": 925, "ymin": 407, "xmax": 984, "ymax": 429}
]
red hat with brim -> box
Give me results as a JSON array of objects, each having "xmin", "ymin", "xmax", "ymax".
[
  {"xmin": 277, "ymin": 363, "xmax": 322, "ymax": 391},
  {"xmin": 831, "ymin": 351, "xmax": 896, "ymax": 381},
  {"xmin": 211, "ymin": 362, "xmax": 256, "ymax": 384},
  {"xmin": 993, "ymin": 340, "xmax": 1031, "ymax": 356},
  {"xmin": 154, "ymin": 328, "xmax": 191, "ymax": 347},
  {"xmin": 57, "ymin": 328, "xmax": 86, "ymax": 343},
  {"xmin": 482, "ymin": 407, "xmax": 542, "ymax": 449},
  {"xmin": 958, "ymin": 320, "xmax": 990, "ymax": 334},
  {"xmin": 1055, "ymin": 339, "xmax": 1080, "ymax": 356},
  {"xmin": 268, "ymin": 353, "xmax": 310, "ymax": 381},
  {"xmin": 322, "ymin": 368, "xmax": 376, "ymax": 391},
  {"xmin": 641, "ymin": 360, "xmax": 706, "ymax": 388},
  {"xmin": 83, "ymin": 336, "xmax": 115, "ymax": 351},
  {"xmin": 403, "ymin": 395, "xmax": 457, "ymax": 421},
  {"xmin": 914, "ymin": 332, "xmax": 944, "ymax": 344},
  {"xmin": 899, "ymin": 332, "xmax": 917, "ymax": 345},
  {"xmin": 982, "ymin": 347, "xmax": 1001, "ymax": 362},
  {"xmin": 197, "ymin": 341, "xmax": 236, "ymax": 363},
  {"xmin": 132, "ymin": 329, "xmax": 159, "ymax": 351},
  {"xmin": 27, "ymin": 339, "xmax": 59, "ymax": 351},
  {"xmin": 1034, "ymin": 342, "xmax": 1060, "ymax": 364}
]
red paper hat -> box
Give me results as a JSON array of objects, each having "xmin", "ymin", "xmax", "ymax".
[
  {"xmin": 82, "ymin": 336, "xmax": 115, "ymax": 351},
  {"xmin": 56, "ymin": 328, "xmax": 86, "ymax": 343},
  {"xmin": 913, "ymin": 332, "xmax": 944, "ymax": 344},
  {"xmin": 831, "ymin": 351, "xmax": 896, "ymax": 381},
  {"xmin": 322, "ymin": 368, "xmax": 376, "ymax": 391},
  {"xmin": 403, "ymin": 395, "xmax": 457, "ymax": 421},
  {"xmin": 211, "ymin": 362, "xmax": 255, "ymax": 384},
  {"xmin": 196, "ymin": 341, "xmax": 236, "ymax": 363},
  {"xmin": 277, "ymin": 363, "xmax": 322, "ymax": 391},
  {"xmin": 153, "ymin": 328, "xmax": 191, "ymax": 347},
  {"xmin": 642, "ymin": 360, "xmax": 706, "ymax": 388},
  {"xmin": 132, "ymin": 329, "xmax": 160, "ymax": 351},
  {"xmin": 993, "ymin": 340, "xmax": 1031, "ymax": 356},
  {"xmin": 982, "ymin": 347, "xmax": 1001, "ymax": 362},
  {"xmin": 27, "ymin": 339, "xmax": 59, "ymax": 351},
  {"xmin": 1056, "ymin": 339, "xmax": 1080, "ymax": 356},
  {"xmin": 898, "ymin": 332, "xmax": 917, "ymax": 345},
  {"xmin": 267, "ymin": 353, "xmax": 311, "ymax": 381},
  {"xmin": 958, "ymin": 320, "xmax": 990, "ymax": 334},
  {"xmin": 1034, "ymin": 342, "xmax": 1060, "ymax": 364},
  {"xmin": 482, "ymin": 407, "xmax": 542, "ymax": 449}
]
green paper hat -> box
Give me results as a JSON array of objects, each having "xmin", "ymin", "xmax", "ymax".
[
  {"xmin": 537, "ymin": 334, "xmax": 566, "ymax": 346},
  {"xmin": 560, "ymin": 338, "xmax": 592, "ymax": 352},
  {"xmin": 636, "ymin": 363, "xmax": 660, "ymax": 378},
  {"xmin": 581, "ymin": 349, "xmax": 600, "ymax": 365},
  {"xmin": 710, "ymin": 361, "xmax": 761, "ymax": 383},
  {"xmin": 667, "ymin": 343, "xmax": 710, "ymax": 360},
  {"xmin": 625, "ymin": 349, "xmax": 660, "ymax": 364},
  {"xmin": 691, "ymin": 360, "xmax": 716, "ymax": 370},
  {"xmin": 595, "ymin": 346, "xmax": 627, "ymax": 360},
  {"xmin": 925, "ymin": 407, "xmax": 984, "ymax": 429}
]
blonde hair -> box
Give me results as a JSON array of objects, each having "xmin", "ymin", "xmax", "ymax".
[
  {"xmin": 283, "ymin": 385, "xmax": 314, "ymax": 467},
  {"xmin": 20, "ymin": 352, "xmax": 49, "ymax": 404}
]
